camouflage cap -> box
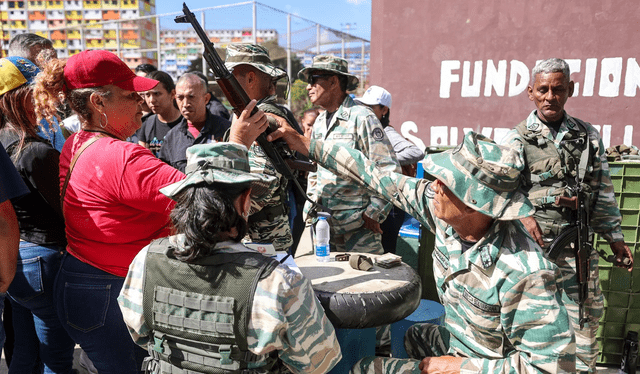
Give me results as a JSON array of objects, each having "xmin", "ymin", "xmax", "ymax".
[
  {"xmin": 160, "ymin": 143, "xmax": 278, "ymax": 202},
  {"xmin": 225, "ymin": 43, "xmax": 287, "ymax": 80},
  {"xmin": 298, "ymin": 55, "xmax": 359, "ymax": 91},
  {"xmin": 423, "ymin": 132, "xmax": 534, "ymax": 221}
]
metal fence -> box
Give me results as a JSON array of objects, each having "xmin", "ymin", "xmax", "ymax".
[{"xmin": 1, "ymin": 1, "xmax": 370, "ymax": 89}]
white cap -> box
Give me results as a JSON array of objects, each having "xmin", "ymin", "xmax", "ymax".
[{"xmin": 355, "ymin": 85, "xmax": 392, "ymax": 109}]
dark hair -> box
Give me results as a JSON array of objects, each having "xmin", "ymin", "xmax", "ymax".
[
  {"xmin": 8, "ymin": 33, "xmax": 52, "ymax": 59},
  {"xmin": 380, "ymin": 106, "xmax": 390, "ymax": 128},
  {"xmin": 169, "ymin": 182, "xmax": 251, "ymax": 262},
  {"xmin": 303, "ymin": 107, "xmax": 321, "ymax": 117},
  {"xmin": 134, "ymin": 63, "xmax": 157, "ymax": 74},
  {"xmin": 147, "ymin": 70, "xmax": 175, "ymax": 93}
]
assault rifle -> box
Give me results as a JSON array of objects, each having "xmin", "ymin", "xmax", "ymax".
[
  {"xmin": 547, "ymin": 189, "xmax": 591, "ymax": 329},
  {"xmin": 545, "ymin": 137, "xmax": 591, "ymax": 329},
  {"xmin": 175, "ymin": 3, "xmax": 329, "ymax": 215}
]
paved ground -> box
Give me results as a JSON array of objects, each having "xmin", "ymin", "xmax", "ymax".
[{"xmin": 0, "ymin": 227, "xmax": 634, "ymax": 373}]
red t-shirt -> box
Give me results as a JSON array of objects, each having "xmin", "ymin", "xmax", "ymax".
[{"xmin": 59, "ymin": 131, "xmax": 184, "ymax": 276}]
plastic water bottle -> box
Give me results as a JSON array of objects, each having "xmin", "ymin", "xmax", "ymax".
[{"xmin": 315, "ymin": 213, "xmax": 330, "ymax": 262}]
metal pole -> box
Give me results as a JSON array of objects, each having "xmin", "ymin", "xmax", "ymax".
[
  {"xmin": 361, "ymin": 41, "xmax": 365, "ymax": 88},
  {"xmin": 252, "ymin": 1, "xmax": 257, "ymax": 44},
  {"xmin": 115, "ymin": 21, "xmax": 120, "ymax": 58},
  {"xmin": 316, "ymin": 23, "xmax": 320, "ymax": 54},
  {"xmin": 201, "ymin": 10, "xmax": 206, "ymax": 77},
  {"xmin": 155, "ymin": 14, "xmax": 161, "ymax": 68},
  {"xmin": 287, "ymin": 13, "xmax": 291, "ymax": 108},
  {"xmin": 341, "ymin": 34, "xmax": 345, "ymax": 58}
]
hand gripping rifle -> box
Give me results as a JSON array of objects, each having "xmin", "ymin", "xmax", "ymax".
[
  {"xmin": 545, "ymin": 137, "xmax": 592, "ymax": 329},
  {"xmin": 175, "ymin": 3, "xmax": 330, "ymax": 215}
]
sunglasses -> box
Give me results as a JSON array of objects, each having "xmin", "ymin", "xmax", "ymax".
[{"xmin": 309, "ymin": 74, "xmax": 333, "ymax": 85}]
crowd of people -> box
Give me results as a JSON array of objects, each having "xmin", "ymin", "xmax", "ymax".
[{"xmin": 0, "ymin": 31, "xmax": 635, "ymax": 374}]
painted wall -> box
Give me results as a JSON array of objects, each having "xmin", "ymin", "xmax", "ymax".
[{"xmin": 370, "ymin": 0, "xmax": 640, "ymax": 149}]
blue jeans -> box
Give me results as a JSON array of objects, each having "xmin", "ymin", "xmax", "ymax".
[
  {"xmin": 7, "ymin": 242, "xmax": 75, "ymax": 374},
  {"xmin": 54, "ymin": 252, "xmax": 147, "ymax": 374}
]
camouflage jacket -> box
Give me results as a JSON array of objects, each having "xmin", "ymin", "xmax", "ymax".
[
  {"xmin": 118, "ymin": 238, "xmax": 342, "ymax": 374},
  {"xmin": 307, "ymin": 138, "xmax": 576, "ymax": 373},
  {"xmin": 304, "ymin": 95, "xmax": 399, "ymax": 234},
  {"xmin": 500, "ymin": 110, "xmax": 623, "ymax": 244},
  {"xmin": 244, "ymin": 97, "xmax": 294, "ymax": 251}
]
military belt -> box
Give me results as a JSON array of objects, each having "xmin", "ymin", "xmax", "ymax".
[{"xmin": 248, "ymin": 204, "xmax": 286, "ymax": 224}]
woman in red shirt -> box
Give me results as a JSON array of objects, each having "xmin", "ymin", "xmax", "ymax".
[{"xmin": 34, "ymin": 50, "xmax": 267, "ymax": 374}]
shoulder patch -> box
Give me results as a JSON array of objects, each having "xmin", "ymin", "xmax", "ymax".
[{"xmin": 372, "ymin": 127, "xmax": 384, "ymax": 141}]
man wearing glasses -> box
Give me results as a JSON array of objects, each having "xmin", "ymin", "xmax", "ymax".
[{"xmin": 298, "ymin": 55, "xmax": 399, "ymax": 254}]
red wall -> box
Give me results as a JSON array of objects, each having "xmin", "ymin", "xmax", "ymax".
[{"xmin": 370, "ymin": 0, "xmax": 640, "ymax": 149}]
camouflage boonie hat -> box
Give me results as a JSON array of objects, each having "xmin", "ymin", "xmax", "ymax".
[
  {"xmin": 160, "ymin": 143, "xmax": 278, "ymax": 202},
  {"xmin": 225, "ymin": 43, "xmax": 287, "ymax": 80},
  {"xmin": 424, "ymin": 132, "xmax": 534, "ymax": 221},
  {"xmin": 298, "ymin": 55, "xmax": 359, "ymax": 91}
]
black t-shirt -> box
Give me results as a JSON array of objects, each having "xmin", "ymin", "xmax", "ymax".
[
  {"xmin": 0, "ymin": 130, "xmax": 66, "ymax": 246},
  {"xmin": 138, "ymin": 114, "xmax": 183, "ymax": 157}
]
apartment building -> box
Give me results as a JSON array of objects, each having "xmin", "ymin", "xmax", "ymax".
[
  {"xmin": 0, "ymin": 0, "xmax": 156, "ymax": 67},
  {"xmin": 158, "ymin": 28, "xmax": 277, "ymax": 80}
]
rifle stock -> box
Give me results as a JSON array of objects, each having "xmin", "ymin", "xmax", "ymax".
[{"xmin": 176, "ymin": 3, "xmax": 329, "ymax": 215}]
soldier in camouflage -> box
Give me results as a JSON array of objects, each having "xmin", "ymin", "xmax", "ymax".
[
  {"xmin": 225, "ymin": 43, "xmax": 303, "ymax": 252},
  {"xmin": 499, "ymin": 58, "xmax": 634, "ymax": 373},
  {"xmin": 298, "ymin": 55, "xmax": 399, "ymax": 254},
  {"xmin": 265, "ymin": 126, "xmax": 577, "ymax": 373},
  {"xmin": 118, "ymin": 135, "xmax": 341, "ymax": 373}
]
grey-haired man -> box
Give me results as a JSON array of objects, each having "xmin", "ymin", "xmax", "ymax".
[
  {"xmin": 500, "ymin": 57, "xmax": 633, "ymax": 373},
  {"xmin": 257, "ymin": 124, "xmax": 577, "ymax": 373}
]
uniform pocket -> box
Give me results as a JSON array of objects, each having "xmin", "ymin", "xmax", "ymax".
[
  {"xmin": 63, "ymin": 283, "xmax": 111, "ymax": 333},
  {"xmin": 459, "ymin": 288, "xmax": 503, "ymax": 350},
  {"xmin": 8, "ymin": 256, "xmax": 44, "ymax": 303}
]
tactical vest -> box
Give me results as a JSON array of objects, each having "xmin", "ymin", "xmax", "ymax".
[
  {"xmin": 142, "ymin": 238, "xmax": 280, "ymax": 374},
  {"xmin": 515, "ymin": 117, "xmax": 594, "ymax": 243}
]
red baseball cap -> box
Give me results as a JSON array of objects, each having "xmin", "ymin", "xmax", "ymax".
[{"xmin": 64, "ymin": 50, "xmax": 158, "ymax": 92}]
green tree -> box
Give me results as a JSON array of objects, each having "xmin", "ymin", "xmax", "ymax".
[{"xmin": 290, "ymin": 79, "xmax": 312, "ymax": 119}]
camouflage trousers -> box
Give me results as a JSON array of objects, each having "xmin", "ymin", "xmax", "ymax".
[
  {"xmin": 351, "ymin": 323, "xmax": 449, "ymax": 374},
  {"xmin": 247, "ymin": 211, "xmax": 293, "ymax": 251},
  {"xmin": 331, "ymin": 228, "xmax": 384, "ymax": 254},
  {"xmin": 553, "ymin": 247, "xmax": 603, "ymax": 373}
]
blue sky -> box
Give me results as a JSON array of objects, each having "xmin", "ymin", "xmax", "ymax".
[{"xmin": 155, "ymin": 0, "xmax": 372, "ymax": 41}]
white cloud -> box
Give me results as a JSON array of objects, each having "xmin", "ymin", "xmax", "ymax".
[{"xmin": 347, "ymin": 0, "xmax": 368, "ymax": 5}]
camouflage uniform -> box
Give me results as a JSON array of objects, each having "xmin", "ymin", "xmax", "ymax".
[
  {"xmin": 304, "ymin": 95, "xmax": 399, "ymax": 254},
  {"xmin": 117, "ymin": 142, "xmax": 342, "ymax": 374},
  {"xmin": 245, "ymin": 97, "xmax": 296, "ymax": 251},
  {"xmin": 306, "ymin": 132, "xmax": 576, "ymax": 373},
  {"xmin": 500, "ymin": 109, "xmax": 624, "ymax": 372},
  {"xmin": 225, "ymin": 44, "xmax": 297, "ymax": 252},
  {"xmin": 118, "ymin": 240, "xmax": 342, "ymax": 374}
]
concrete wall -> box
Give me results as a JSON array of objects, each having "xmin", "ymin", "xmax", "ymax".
[{"xmin": 371, "ymin": 0, "xmax": 640, "ymax": 149}]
